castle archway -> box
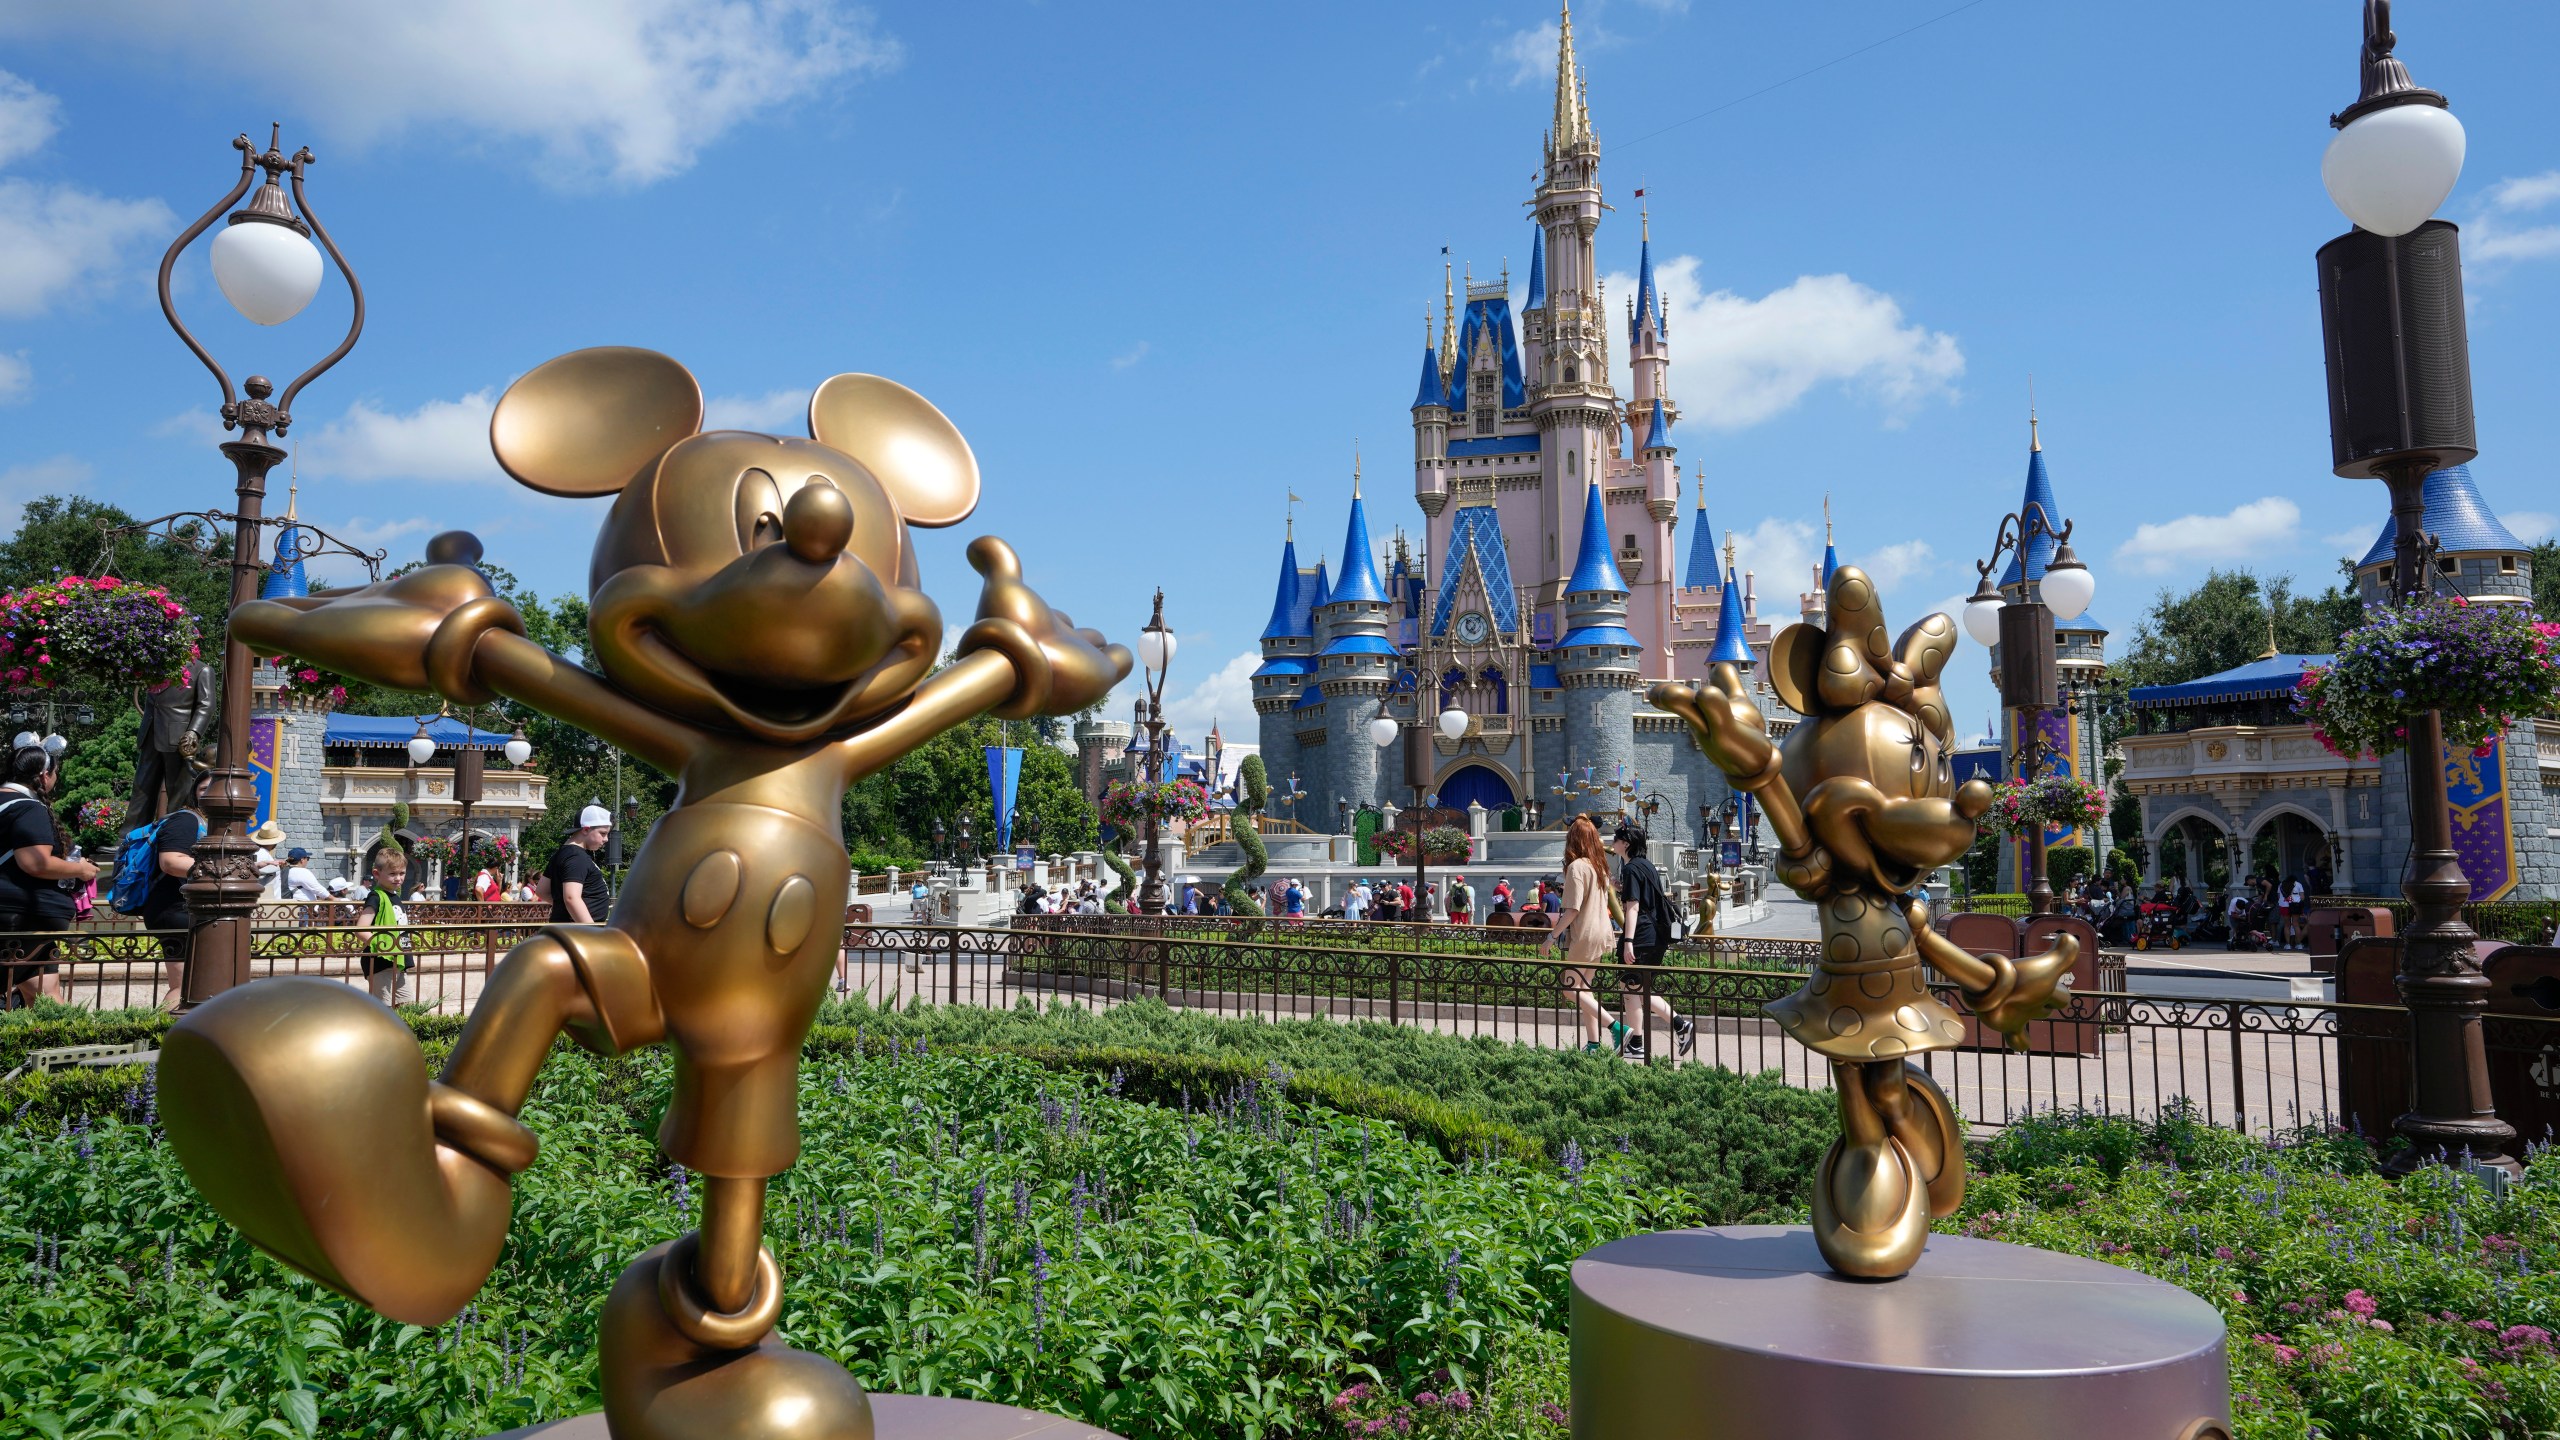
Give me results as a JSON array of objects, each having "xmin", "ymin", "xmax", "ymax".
[{"xmin": 1434, "ymin": 764, "xmax": 1517, "ymax": 814}]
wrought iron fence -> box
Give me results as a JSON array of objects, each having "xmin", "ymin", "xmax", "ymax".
[
  {"xmin": 1012, "ymin": 911, "xmax": 1828, "ymax": 970},
  {"xmin": 2310, "ymin": 895, "xmax": 2560, "ymax": 945},
  {"xmin": 21, "ymin": 915, "xmax": 2557, "ymax": 1143}
]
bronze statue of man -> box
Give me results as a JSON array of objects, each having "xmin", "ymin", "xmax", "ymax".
[{"xmin": 125, "ymin": 657, "xmax": 220, "ymax": 832}]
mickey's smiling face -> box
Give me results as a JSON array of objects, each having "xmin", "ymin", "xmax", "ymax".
[{"xmin": 490, "ymin": 348, "xmax": 979, "ymax": 745}]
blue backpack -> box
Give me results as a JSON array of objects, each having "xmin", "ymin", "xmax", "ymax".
[{"xmin": 111, "ymin": 815, "xmax": 179, "ymax": 916}]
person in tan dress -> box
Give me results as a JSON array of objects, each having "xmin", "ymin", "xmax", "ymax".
[{"xmin": 1540, "ymin": 815, "xmax": 1619, "ymax": 1052}]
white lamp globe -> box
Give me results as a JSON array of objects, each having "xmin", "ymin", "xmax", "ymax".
[
  {"xmin": 2322, "ymin": 103, "xmax": 2465, "ymax": 238},
  {"xmin": 1368, "ymin": 715, "xmax": 1399, "ymax": 748},
  {"xmin": 211, "ymin": 219, "xmax": 324, "ymax": 326},
  {"xmin": 1136, "ymin": 626, "xmax": 1176, "ymax": 675},
  {"xmin": 1437, "ymin": 707, "xmax": 1468, "ymax": 740},
  {"xmin": 1961, "ymin": 595, "xmax": 2006, "ymax": 648},
  {"xmin": 407, "ymin": 733, "xmax": 437, "ymax": 766},
  {"xmin": 2040, "ymin": 561, "xmax": 2096, "ymax": 623},
  {"xmin": 503, "ymin": 737, "xmax": 533, "ymax": 767}
]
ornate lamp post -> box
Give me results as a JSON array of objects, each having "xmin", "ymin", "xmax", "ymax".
[
  {"xmin": 1133, "ymin": 589, "xmax": 1176, "ymax": 913},
  {"xmin": 1962, "ymin": 493, "xmax": 2097, "ymax": 916},
  {"xmin": 157, "ymin": 126, "xmax": 363, "ymax": 1003},
  {"xmin": 2312, "ymin": 1, "xmax": 2512, "ymax": 1173}
]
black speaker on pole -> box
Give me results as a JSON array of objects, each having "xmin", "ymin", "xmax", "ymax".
[{"xmin": 2316, "ymin": 219, "xmax": 2477, "ymax": 479}]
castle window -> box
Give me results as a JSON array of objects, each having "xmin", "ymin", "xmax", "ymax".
[
  {"xmin": 2500, "ymin": 555, "xmax": 2519, "ymax": 574},
  {"xmin": 1563, "ymin": 365, "xmax": 1577, "ymax": 382},
  {"xmin": 2437, "ymin": 557, "xmax": 2459, "ymax": 576},
  {"xmin": 2378, "ymin": 563, "xmax": 2395, "ymax": 588}
]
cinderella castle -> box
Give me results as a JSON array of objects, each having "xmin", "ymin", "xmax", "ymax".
[{"xmin": 1246, "ymin": 7, "xmax": 1824, "ymax": 843}]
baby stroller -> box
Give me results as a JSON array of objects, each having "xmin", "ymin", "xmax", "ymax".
[{"xmin": 2132, "ymin": 903, "xmax": 2183, "ymax": 951}]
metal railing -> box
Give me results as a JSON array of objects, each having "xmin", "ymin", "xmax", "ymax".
[
  {"xmin": 19, "ymin": 917, "xmax": 2544, "ymax": 1140},
  {"xmin": 1014, "ymin": 911, "xmax": 1829, "ymax": 970}
]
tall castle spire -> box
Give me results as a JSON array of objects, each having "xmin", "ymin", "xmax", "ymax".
[
  {"xmin": 1439, "ymin": 259, "xmax": 1459, "ymax": 381},
  {"xmin": 1683, "ymin": 487, "xmax": 1719, "ymax": 591},
  {"xmin": 1551, "ymin": 2, "xmax": 1585, "ymax": 151}
]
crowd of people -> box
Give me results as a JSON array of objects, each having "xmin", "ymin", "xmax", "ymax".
[{"xmin": 2053, "ymin": 861, "xmax": 2332, "ymax": 952}]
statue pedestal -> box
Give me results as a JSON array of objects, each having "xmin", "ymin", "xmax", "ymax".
[
  {"xmin": 491, "ymin": 1394, "xmax": 1124, "ymax": 1440},
  {"xmin": 1572, "ymin": 1227, "xmax": 2229, "ymax": 1440}
]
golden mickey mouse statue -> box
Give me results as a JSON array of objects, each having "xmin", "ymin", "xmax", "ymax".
[
  {"xmin": 160, "ymin": 347, "xmax": 1129, "ymax": 1439},
  {"xmin": 1650, "ymin": 566, "xmax": 2075, "ymax": 1280}
]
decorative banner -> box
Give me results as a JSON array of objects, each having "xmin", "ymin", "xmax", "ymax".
[
  {"xmin": 248, "ymin": 717, "xmax": 278, "ymax": 830},
  {"xmin": 2444, "ymin": 734, "xmax": 2517, "ymax": 901},
  {"xmin": 2008, "ymin": 705, "xmax": 2085, "ymax": 883},
  {"xmin": 985, "ymin": 745, "xmax": 1023, "ymax": 855}
]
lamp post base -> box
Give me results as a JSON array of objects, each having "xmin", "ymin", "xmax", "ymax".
[{"xmin": 1572, "ymin": 1227, "xmax": 2230, "ymax": 1440}]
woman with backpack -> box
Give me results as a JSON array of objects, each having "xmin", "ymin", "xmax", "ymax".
[
  {"xmin": 1609, "ymin": 823, "xmax": 1696, "ymax": 1061},
  {"xmin": 0, "ymin": 736, "xmax": 97, "ymax": 1008}
]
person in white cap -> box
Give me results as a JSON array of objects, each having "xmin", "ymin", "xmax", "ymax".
[{"xmin": 544, "ymin": 803, "xmax": 615, "ymax": 924}]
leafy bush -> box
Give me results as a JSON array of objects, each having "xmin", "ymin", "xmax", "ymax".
[
  {"xmin": 1225, "ymin": 754, "xmax": 1269, "ymax": 916},
  {"xmin": 815, "ymin": 997, "xmax": 1835, "ymax": 1223},
  {"xmin": 2, "ymin": 1039, "xmax": 1686, "ymax": 1440},
  {"xmin": 1960, "ymin": 1105, "xmax": 2560, "ymax": 1439}
]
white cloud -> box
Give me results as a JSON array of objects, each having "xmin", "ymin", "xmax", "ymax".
[
  {"xmin": 705, "ymin": 387, "xmax": 808, "ymax": 433},
  {"xmin": 302, "ymin": 516, "xmax": 438, "ymax": 587},
  {"xmin": 1496, "ymin": 21, "xmax": 1559, "ymax": 87},
  {"xmin": 2469, "ymin": 169, "xmax": 2560, "ymax": 265},
  {"xmin": 0, "ymin": 351, "xmax": 27, "ymax": 404},
  {"xmin": 1118, "ymin": 647, "xmax": 1259, "ymax": 750},
  {"xmin": 1612, "ymin": 257, "xmax": 1963, "ymax": 429},
  {"xmin": 1860, "ymin": 539, "xmax": 1935, "ymax": 590},
  {"xmin": 2322, "ymin": 524, "xmax": 2377, "ymax": 553},
  {"xmin": 0, "ymin": 176, "xmax": 175, "ymax": 317},
  {"xmin": 2114, "ymin": 497, "xmax": 2302, "ymax": 574},
  {"xmin": 0, "ymin": 455, "xmax": 91, "ymax": 535},
  {"xmin": 298, "ymin": 390, "xmax": 502, "ymax": 484},
  {"xmin": 2506, "ymin": 511, "xmax": 2557, "ymax": 544},
  {"xmin": 0, "ymin": 1, "xmax": 901, "ymax": 188},
  {"xmin": 1728, "ymin": 517, "xmax": 1819, "ymax": 601},
  {"xmin": 1110, "ymin": 341, "xmax": 1150, "ymax": 371},
  {"xmin": 0, "ymin": 70, "xmax": 60, "ymax": 166}
]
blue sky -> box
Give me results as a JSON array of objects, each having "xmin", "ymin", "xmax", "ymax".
[{"xmin": 2, "ymin": 0, "xmax": 2555, "ymax": 746}]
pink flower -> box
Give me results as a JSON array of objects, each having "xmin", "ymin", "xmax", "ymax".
[{"xmin": 2343, "ymin": 1290, "xmax": 2378, "ymax": 1318}]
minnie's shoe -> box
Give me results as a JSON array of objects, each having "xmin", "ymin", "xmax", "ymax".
[{"xmin": 160, "ymin": 978, "xmax": 528, "ymax": 1325}]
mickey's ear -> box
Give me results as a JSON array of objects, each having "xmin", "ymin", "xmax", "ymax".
[
  {"xmin": 808, "ymin": 374, "xmax": 980, "ymax": 528},
  {"xmin": 491, "ymin": 347, "xmax": 702, "ymax": 498}
]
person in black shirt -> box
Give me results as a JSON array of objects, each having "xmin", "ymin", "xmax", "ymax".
[
  {"xmin": 1609, "ymin": 823, "xmax": 1696, "ymax": 1062},
  {"xmin": 545, "ymin": 802, "xmax": 615, "ymax": 924},
  {"xmin": 0, "ymin": 738, "xmax": 97, "ymax": 1007},
  {"xmin": 143, "ymin": 770, "xmax": 208, "ymax": 1010}
]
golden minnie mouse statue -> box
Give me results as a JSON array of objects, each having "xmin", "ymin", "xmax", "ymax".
[
  {"xmin": 1649, "ymin": 566, "xmax": 2075, "ymax": 1280},
  {"xmin": 161, "ymin": 347, "xmax": 1129, "ymax": 1439}
]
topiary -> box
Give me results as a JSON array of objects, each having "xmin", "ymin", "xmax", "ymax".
[
  {"xmin": 1102, "ymin": 844, "xmax": 1137, "ymax": 914},
  {"xmin": 1223, "ymin": 753, "xmax": 1269, "ymax": 914}
]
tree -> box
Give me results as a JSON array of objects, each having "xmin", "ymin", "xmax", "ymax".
[
  {"xmin": 2114, "ymin": 568, "xmax": 2364, "ymax": 693},
  {"xmin": 0, "ymin": 495, "xmax": 233, "ymax": 623},
  {"xmin": 840, "ymin": 710, "xmax": 1097, "ymax": 865},
  {"xmin": 2533, "ymin": 540, "xmax": 2559, "ymax": 619}
]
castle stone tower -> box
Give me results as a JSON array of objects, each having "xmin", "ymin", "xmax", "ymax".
[
  {"xmin": 1556, "ymin": 475, "xmax": 1641, "ymax": 822},
  {"xmin": 1073, "ymin": 713, "xmax": 1132, "ymax": 808},
  {"xmin": 1250, "ymin": 524, "xmax": 1314, "ymax": 813}
]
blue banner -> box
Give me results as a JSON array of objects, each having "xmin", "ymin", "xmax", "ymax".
[{"xmin": 986, "ymin": 745, "xmax": 1023, "ymax": 855}]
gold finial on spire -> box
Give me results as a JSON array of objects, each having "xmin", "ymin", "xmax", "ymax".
[
  {"xmin": 1694, "ymin": 482, "xmax": 1706, "ymax": 511},
  {"xmin": 284, "ymin": 483, "xmax": 299, "ymax": 522},
  {"xmin": 1440, "ymin": 259, "xmax": 1458, "ymax": 374},
  {"xmin": 1823, "ymin": 493, "xmax": 1833, "ymax": 542},
  {"xmin": 1723, "ymin": 532, "xmax": 1737, "ymax": 574},
  {"xmin": 2029, "ymin": 373, "xmax": 2040, "ymax": 451},
  {"xmin": 1353, "ymin": 445, "xmax": 1362, "ymax": 498},
  {"xmin": 2258, "ymin": 610, "xmax": 2279, "ymax": 662}
]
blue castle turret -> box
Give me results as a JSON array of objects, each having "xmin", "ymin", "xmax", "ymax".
[
  {"xmin": 1708, "ymin": 561, "xmax": 1754, "ymax": 670},
  {"xmin": 1555, "ymin": 477, "xmax": 1641, "ymax": 820},
  {"xmin": 1992, "ymin": 414, "xmax": 2110, "ymax": 889},
  {"xmin": 1251, "ymin": 523, "xmax": 1316, "ymax": 799},
  {"xmin": 1313, "ymin": 471, "xmax": 1397, "ymax": 823}
]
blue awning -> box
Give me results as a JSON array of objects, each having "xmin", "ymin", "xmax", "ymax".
[
  {"xmin": 1447, "ymin": 434, "xmax": 1540, "ymax": 458},
  {"xmin": 1318, "ymin": 634, "xmax": 1399, "ymax": 657},
  {"xmin": 323, "ymin": 715, "xmax": 515, "ymax": 750},
  {"xmin": 1253, "ymin": 656, "xmax": 1314, "ymax": 678},
  {"xmin": 1558, "ymin": 625, "xmax": 1638, "ymax": 649},
  {"xmin": 2127, "ymin": 654, "xmax": 2330, "ymax": 709}
]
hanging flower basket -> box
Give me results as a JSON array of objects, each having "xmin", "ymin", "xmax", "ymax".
[
  {"xmin": 1983, "ymin": 773, "xmax": 2109, "ymax": 838},
  {"xmin": 2294, "ymin": 599, "xmax": 2560, "ymax": 759},
  {"xmin": 1101, "ymin": 778, "xmax": 1210, "ymax": 830},
  {"xmin": 1374, "ymin": 825, "xmax": 1469, "ymax": 863},
  {"xmin": 74, "ymin": 796, "xmax": 123, "ymax": 851},
  {"xmin": 272, "ymin": 655, "xmax": 350, "ymax": 709},
  {"xmin": 0, "ymin": 576, "xmax": 200, "ymax": 692}
]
